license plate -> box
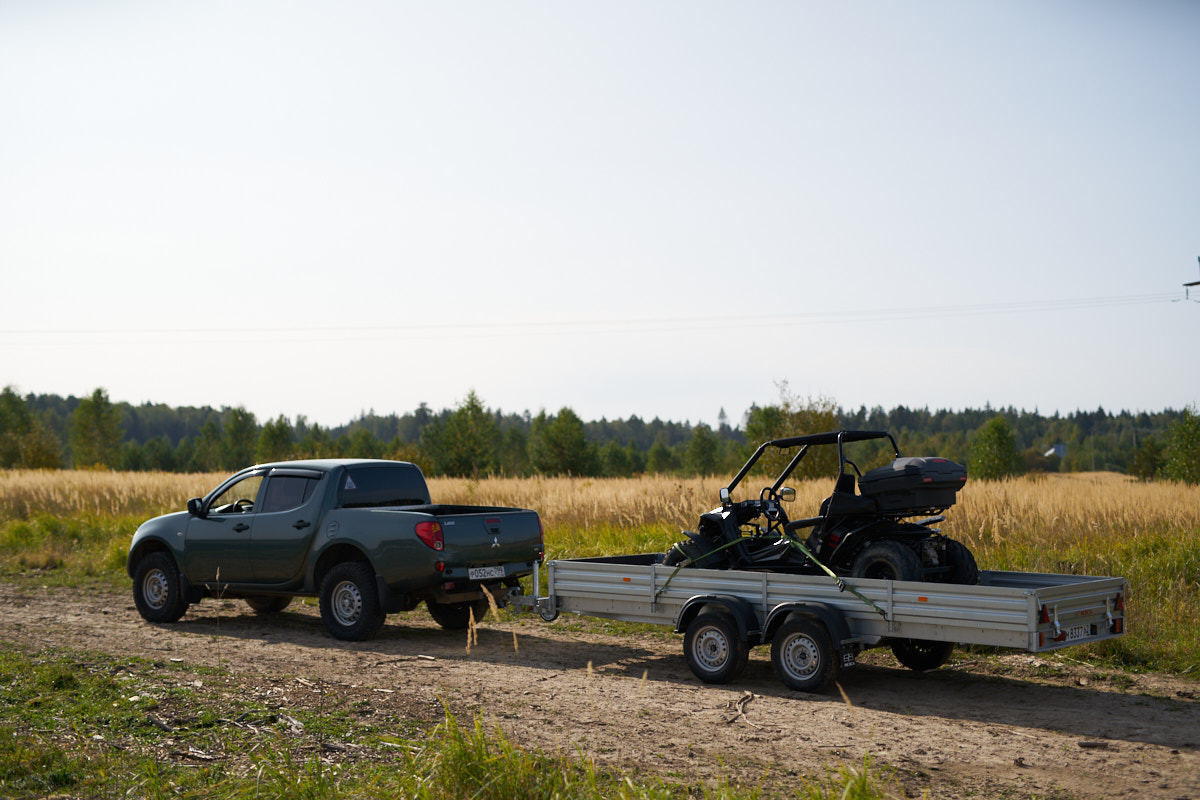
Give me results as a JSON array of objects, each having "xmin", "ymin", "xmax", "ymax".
[
  {"xmin": 1064, "ymin": 624, "xmax": 1092, "ymax": 641},
  {"xmin": 469, "ymin": 566, "xmax": 505, "ymax": 580}
]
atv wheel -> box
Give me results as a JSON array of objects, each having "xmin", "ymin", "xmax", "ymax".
[
  {"xmin": 944, "ymin": 539, "xmax": 980, "ymax": 585},
  {"xmin": 851, "ymin": 540, "xmax": 923, "ymax": 582},
  {"xmin": 891, "ymin": 639, "xmax": 955, "ymax": 671},
  {"xmin": 663, "ymin": 539, "xmax": 704, "ymax": 567},
  {"xmin": 427, "ymin": 598, "xmax": 490, "ymax": 630}
]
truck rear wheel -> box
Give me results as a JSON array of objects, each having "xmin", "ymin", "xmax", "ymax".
[
  {"xmin": 132, "ymin": 551, "xmax": 189, "ymax": 623},
  {"xmin": 771, "ymin": 617, "xmax": 839, "ymax": 692},
  {"xmin": 683, "ymin": 612, "xmax": 748, "ymax": 684},
  {"xmin": 891, "ymin": 638, "xmax": 955, "ymax": 671},
  {"xmin": 319, "ymin": 562, "xmax": 385, "ymax": 641},
  {"xmin": 427, "ymin": 598, "xmax": 490, "ymax": 630}
]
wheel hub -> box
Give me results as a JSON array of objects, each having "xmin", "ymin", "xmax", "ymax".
[
  {"xmin": 781, "ymin": 634, "xmax": 820, "ymax": 678},
  {"xmin": 331, "ymin": 580, "xmax": 362, "ymax": 626},
  {"xmin": 143, "ymin": 569, "xmax": 169, "ymax": 610},
  {"xmin": 694, "ymin": 627, "xmax": 730, "ymax": 670}
]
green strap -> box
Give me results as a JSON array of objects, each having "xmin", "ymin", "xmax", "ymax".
[{"xmin": 656, "ymin": 534, "xmax": 888, "ymax": 619}]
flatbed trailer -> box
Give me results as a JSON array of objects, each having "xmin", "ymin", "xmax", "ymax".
[{"xmin": 512, "ymin": 554, "xmax": 1128, "ymax": 692}]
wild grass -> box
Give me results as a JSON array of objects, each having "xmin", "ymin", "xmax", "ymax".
[
  {"xmin": 2, "ymin": 646, "xmax": 878, "ymax": 800},
  {"xmin": 1, "ymin": 469, "xmax": 1199, "ymax": 671}
]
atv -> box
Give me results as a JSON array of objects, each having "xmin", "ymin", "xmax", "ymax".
[{"xmin": 664, "ymin": 430, "xmax": 979, "ymax": 584}]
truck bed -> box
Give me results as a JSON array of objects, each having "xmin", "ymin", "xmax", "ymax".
[{"xmin": 528, "ymin": 554, "xmax": 1127, "ymax": 653}]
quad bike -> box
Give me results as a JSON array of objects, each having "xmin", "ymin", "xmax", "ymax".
[{"xmin": 664, "ymin": 430, "xmax": 978, "ymax": 585}]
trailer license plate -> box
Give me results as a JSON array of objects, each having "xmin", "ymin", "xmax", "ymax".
[
  {"xmin": 469, "ymin": 566, "xmax": 505, "ymax": 580},
  {"xmin": 1065, "ymin": 624, "xmax": 1091, "ymax": 641}
]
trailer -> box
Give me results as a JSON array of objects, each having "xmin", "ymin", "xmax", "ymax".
[{"xmin": 512, "ymin": 554, "xmax": 1128, "ymax": 692}]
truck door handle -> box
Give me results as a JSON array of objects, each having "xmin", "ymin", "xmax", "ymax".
[
  {"xmin": 233, "ymin": 523, "xmax": 250, "ymax": 532},
  {"xmin": 292, "ymin": 520, "xmax": 311, "ymax": 530}
]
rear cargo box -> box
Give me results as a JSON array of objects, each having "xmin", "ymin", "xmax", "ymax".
[{"xmin": 859, "ymin": 457, "xmax": 967, "ymax": 514}]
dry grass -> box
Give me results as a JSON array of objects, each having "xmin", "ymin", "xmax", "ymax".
[{"xmin": 2, "ymin": 469, "xmax": 1198, "ymax": 671}]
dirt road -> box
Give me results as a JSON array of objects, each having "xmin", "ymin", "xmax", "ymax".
[{"xmin": 1, "ymin": 580, "xmax": 1196, "ymax": 799}]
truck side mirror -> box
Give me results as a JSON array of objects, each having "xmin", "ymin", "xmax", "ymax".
[{"xmin": 186, "ymin": 497, "xmax": 205, "ymax": 517}]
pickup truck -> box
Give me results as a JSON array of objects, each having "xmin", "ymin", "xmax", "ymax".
[{"xmin": 127, "ymin": 459, "xmax": 543, "ymax": 640}]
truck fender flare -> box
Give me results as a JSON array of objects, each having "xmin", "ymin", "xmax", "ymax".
[
  {"xmin": 675, "ymin": 594, "xmax": 761, "ymax": 645},
  {"xmin": 763, "ymin": 602, "xmax": 852, "ymax": 652}
]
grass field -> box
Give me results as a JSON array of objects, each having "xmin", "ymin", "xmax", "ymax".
[
  {"xmin": 1, "ymin": 468, "xmax": 1198, "ymax": 672},
  {"xmin": 0, "ymin": 468, "xmax": 1197, "ymax": 799}
]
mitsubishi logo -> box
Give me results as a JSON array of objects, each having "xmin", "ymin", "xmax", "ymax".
[{"xmin": 491, "ymin": 536, "xmax": 500, "ymax": 549}]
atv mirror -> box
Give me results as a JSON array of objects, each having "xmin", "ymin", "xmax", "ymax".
[
  {"xmin": 779, "ymin": 487, "xmax": 796, "ymax": 502},
  {"xmin": 719, "ymin": 487, "xmax": 731, "ymax": 506}
]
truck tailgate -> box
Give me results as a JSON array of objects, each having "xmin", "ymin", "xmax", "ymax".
[{"xmin": 425, "ymin": 505, "xmax": 543, "ymax": 571}]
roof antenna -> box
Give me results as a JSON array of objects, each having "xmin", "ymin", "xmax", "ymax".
[{"xmin": 1187, "ymin": 256, "xmax": 1200, "ymax": 300}]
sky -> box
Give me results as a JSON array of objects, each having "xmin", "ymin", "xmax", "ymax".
[{"xmin": 2, "ymin": 0, "xmax": 1197, "ymax": 430}]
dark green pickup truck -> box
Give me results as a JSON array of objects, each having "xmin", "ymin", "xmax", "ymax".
[{"xmin": 127, "ymin": 459, "xmax": 543, "ymax": 640}]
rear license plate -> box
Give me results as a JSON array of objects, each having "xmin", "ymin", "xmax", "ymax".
[
  {"xmin": 469, "ymin": 566, "xmax": 505, "ymax": 580},
  {"xmin": 1065, "ymin": 624, "xmax": 1092, "ymax": 641}
]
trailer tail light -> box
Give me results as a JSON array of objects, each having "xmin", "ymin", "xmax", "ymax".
[
  {"xmin": 1114, "ymin": 593, "xmax": 1124, "ymax": 612},
  {"xmin": 416, "ymin": 521, "xmax": 444, "ymax": 551},
  {"xmin": 1038, "ymin": 605, "xmax": 1050, "ymax": 624},
  {"xmin": 1111, "ymin": 618, "xmax": 1123, "ymax": 634}
]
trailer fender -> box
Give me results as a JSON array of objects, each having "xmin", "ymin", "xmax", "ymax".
[
  {"xmin": 764, "ymin": 602, "xmax": 856, "ymax": 667},
  {"xmin": 675, "ymin": 595, "xmax": 761, "ymax": 645}
]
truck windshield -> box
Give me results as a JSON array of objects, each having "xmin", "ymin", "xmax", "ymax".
[{"xmin": 337, "ymin": 465, "xmax": 431, "ymax": 508}]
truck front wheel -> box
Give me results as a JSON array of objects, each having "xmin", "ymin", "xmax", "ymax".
[
  {"xmin": 132, "ymin": 551, "xmax": 189, "ymax": 624},
  {"xmin": 319, "ymin": 562, "xmax": 385, "ymax": 641}
]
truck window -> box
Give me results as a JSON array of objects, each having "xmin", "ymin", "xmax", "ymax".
[
  {"xmin": 338, "ymin": 465, "xmax": 430, "ymax": 508},
  {"xmin": 208, "ymin": 474, "xmax": 263, "ymax": 514},
  {"xmin": 259, "ymin": 475, "xmax": 321, "ymax": 514}
]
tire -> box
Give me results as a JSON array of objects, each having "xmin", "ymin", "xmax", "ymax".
[
  {"xmin": 319, "ymin": 562, "xmax": 385, "ymax": 641},
  {"xmin": 245, "ymin": 596, "xmax": 293, "ymax": 614},
  {"xmin": 132, "ymin": 551, "xmax": 189, "ymax": 623},
  {"xmin": 426, "ymin": 598, "xmax": 490, "ymax": 630},
  {"xmin": 944, "ymin": 539, "xmax": 980, "ymax": 585},
  {"xmin": 771, "ymin": 617, "xmax": 839, "ymax": 692},
  {"xmin": 683, "ymin": 612, "xmax": 749, "ymax": 684},
  {"xmin": 891, "ymin": 639, "xmax": 955, "ymax": 671},
  {"xmin": 851, "ymin": 540, "xmax": 924, "ymax": 582},
  {"xmin": 663, "ymin": 540, "xmax": 698, "ymax": 567}
]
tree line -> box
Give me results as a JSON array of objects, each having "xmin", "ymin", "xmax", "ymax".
[{"xmin": 1, "ymin": 385, "xmax": 1197, "ymax": 484}]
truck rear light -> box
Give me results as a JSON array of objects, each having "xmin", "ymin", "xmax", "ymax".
[
  {"xmin": 416, "ymin": 521, "xmax": 444, "ymax": 551},
  {"xmin": 435, "ymin": 561, "xmax": 445, "ymax": 573}
]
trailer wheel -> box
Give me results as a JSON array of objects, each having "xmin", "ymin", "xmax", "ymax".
[
  {"xmin": 771, "ymin": 618, "xmax": 839, "ymax": 692},
  {"xmin": 427, "ymin": 598, "xmax": 490, "ymax": 630},
  {"xmin": 319, "ymin": 562, "xmax": 385, "ymax": 641},
  {"xmin": 683, "ymin": 612, "xmax": 748, "ymax": 684},
  {"xmin": 132, "ymin": 551, "xmax": 189, "ymax": 623},
  {"xmin": 891, "ymin": 639, "xmax": 954, "ymax": 671},
  {"xmin": 851, "ymin": 540, "xmax": 923, "ymax": 582}
]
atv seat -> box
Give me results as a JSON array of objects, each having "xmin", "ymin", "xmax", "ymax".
[{"xmin": 818, "ymin": 471, "xmax": 877, "ymax": 519}]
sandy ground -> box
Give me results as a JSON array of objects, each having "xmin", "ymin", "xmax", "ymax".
[{"xmin": 1, "ymin": 580, "xmax": 1197, "ymax": 799}]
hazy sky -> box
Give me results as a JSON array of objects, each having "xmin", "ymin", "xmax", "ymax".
[{"xmin": 2, "ymin": 1, "xmax": 1197, "ymax": 429}]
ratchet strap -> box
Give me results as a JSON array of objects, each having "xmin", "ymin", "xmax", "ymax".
[{"xmin": 655, "ymin": 534, "xmax": 887, "ymax": 618}]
